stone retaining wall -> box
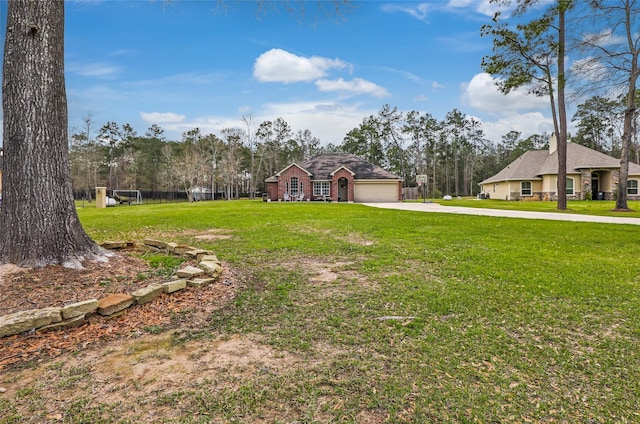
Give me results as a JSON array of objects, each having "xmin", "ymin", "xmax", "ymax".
[{"xmin": 0, "ymin": 239, "xmax": 223, "ymax": 338}]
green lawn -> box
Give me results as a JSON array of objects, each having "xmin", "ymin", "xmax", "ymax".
[{"xmin": 5, "ymin": 200, "xmax": 640, "ymax": 423}]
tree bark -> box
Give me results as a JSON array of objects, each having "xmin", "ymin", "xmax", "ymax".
[
  {"xmin": 0, "ymin": 0, "xmax": 105, "ymax": 267},
  {"xmin": 556, "ymin": 3, "xmax": 568, "ymax": 210},
  {"xmin": 615, "ymin": 0, "xmax": 639, "ymax": 211}
]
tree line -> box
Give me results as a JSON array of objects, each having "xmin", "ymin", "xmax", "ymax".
[{"xmin": 70, "ymin": 96, "xmax": 640, "ymax": 201}]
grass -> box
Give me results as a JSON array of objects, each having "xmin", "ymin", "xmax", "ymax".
[{"xmin": 4, "ymin": 200, "xmax": 640, "ymax": 423}]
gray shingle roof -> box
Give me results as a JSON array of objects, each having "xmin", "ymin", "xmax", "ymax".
[
  {"xmin": 481, "ymin": 150, "xmax": 548, "ymax": 184},
  {"xmin": 480, "ymin": 142, "xmax": 640, "ymax": 184},
  {"xmin": 299, "ymin": 153, "xmax": 401, "ymax": 180}
]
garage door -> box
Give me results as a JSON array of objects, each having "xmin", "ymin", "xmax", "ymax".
[{"xmin": 354, "ymin": 181, "xmax": 399, "ymax": 202}]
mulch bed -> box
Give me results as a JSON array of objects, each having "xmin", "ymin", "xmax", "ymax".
[{"xmin": 0, "ymin": 253, "xmax": 238, "ymax": 370}]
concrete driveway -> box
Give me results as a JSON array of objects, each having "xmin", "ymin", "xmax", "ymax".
[{"xmin": 364, "ymin": 202, "xmax": 640, "ymax": 226}]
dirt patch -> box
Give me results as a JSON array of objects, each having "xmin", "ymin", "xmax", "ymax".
[
  {"xmin": 174, "ymin": 228, "xmax": 235, "ymax": 241},
  {"xmin": 296, "ymin": 226, "xmax": 376, "ymax": 247},
  {"xmin": 278, "ymin": 258, "xmax": 370, "ymax": 288},
  {"xmin": 194, "ymin": 233, "xmax": 233, "ymax": 240},
  {"xmin": 344, "ymin": 233, "xmax": 376, "ymax": 246},
  {"xmin": 1, "ymin": 332, "xmax": 296, "ymax": 398},
  {"xmin": 0, "ymin": 331, "xmax": 304, "ymax": 423},
  {"xmin": 0, "ymin": 253, "xmax": 239, "ymax": 370},
  {"xmin": 0, "ymin": 254, "xmax": 164, "ymax": 316}
]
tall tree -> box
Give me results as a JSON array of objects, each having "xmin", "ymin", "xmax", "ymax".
[
  {"xmin": 177, "ymin": 128, "xmax": 210, "ymax": 201},
  {"xmin": 578, "ymin": 0, "xmax": 640, "ymax": 210},
  {"xmin": 462, "ymin": 117, "xmax": 485, "ymax": 196},
  {"xmin": 482, "ymin": 0, "xmax": 573, "ymax": 209},
  {"xmin": 219, "ymin": 128, "xmax": 246, "ymax": 199},
  {"xmin": 293, "ymin": 129, "xmax": 321, "ymax": 161},
  {"xmin": 376, "ymin": 105, "xmax": 408, "ymax": 184},
  {"xmin": 443, "ymin": 109, "xmax": 473, "ymax": 196},
  {"xmin": 69, "ymin": 114, "xmax": 100, "ymax": 201},
  {"xmin": 572, "ymin": 96, "xmax": 621, "ymax": 155},
  {"xmin": 0, "ymin": 1, "xmax": 105, "ymax": 267},
  {"xmin": 341, "ymin": 115, "xmax": 385, "ymax": 166},
  {"xmin": 403, "ymin": 111, "xmax": 442, "ymax": 197},
  {"xmin": 97, "ymin": 121, "xmax": 137, "ymax": 190},
  {"xmin": 242, "ymin": 114, "xmax": 261, "ymax": 199}
]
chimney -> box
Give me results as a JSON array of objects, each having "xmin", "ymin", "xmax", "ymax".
[{"xmin": 549, "ymin": 133, "xmax": 557, "ymax": 154}]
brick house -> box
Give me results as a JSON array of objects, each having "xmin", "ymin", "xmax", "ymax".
[{"xmin": 265, "ymin": 153, "xmax": 403, "ymax": 202}]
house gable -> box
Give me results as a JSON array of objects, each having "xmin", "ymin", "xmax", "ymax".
[
  {"xmin": 276, "ymin": 163, "xmax": 312, "ymax": 177},
  {"xmin": 330, "ymin": 165, "xmax": 355, "ymax": 177}
]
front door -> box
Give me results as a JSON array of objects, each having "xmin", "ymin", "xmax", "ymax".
[
  {"xmin": 592, "ymin": 176, "xmax": 599, "ymax": 200},
  {"xmin": 338, "ymin": 177, "xmax": 348, "ymax": 202}
]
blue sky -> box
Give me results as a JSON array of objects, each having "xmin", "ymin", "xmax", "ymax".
[{"xmin": 11, "ymin": 0, "xmax": 562, "ymax": 145}]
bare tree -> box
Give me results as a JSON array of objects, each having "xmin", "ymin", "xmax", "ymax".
[
  {"xmin": 242, "ymin": 114, "xmax": 262, "ymax": 199},
  {"xmin": 577, "ymin": 0, "xmax": 640, "ymax": 210},
  {"xmin": 177, "ymin": 128, "xmax": 210, "ymax": 202}
]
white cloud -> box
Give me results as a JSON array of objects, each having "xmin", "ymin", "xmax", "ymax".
[
  {"xmin": 140, "ymin": 111, "xmax": 186, "ymax": 124},
  {"xmin": 154, "ymin": 116, "xmax": 241, "ymax": 140},
  {"xmin": 381, "ymin": 1, "xmax": 498, "ymax": 21},
  {"xmin": 583, "ymin": 29, "xmax": 626, "ymax": 48},
  {"xmin": 377, "ymin": 66, "xmax": 422, "ymax": 83},
  {"xmin": 446, "ymin": 0, "xmax": 499, "ymax": 17},
  {"xmin": 381, "ymin": 3, "xmax": 431, "ymax": 22},
  {"xmin": 459, "ymin": 73, "xmax": 571, "ymax": 142},
  {"xmin": 68, "ymin": 85, "xmax": 128, "ymax": 104},
  {"xmin": 461, "ymin": 73, "xmax": 548, "ymax": 114},
  {"xmin": 478, "ymin": 112, "xmax": 554, "ymax": 142},
  {"xmin": 67, "ymin": 61, "xmax": 121, "ymax": 78},
  {"xmin": 315, "ymin": 78, "xmax": 390, "ymax": 97},
  {"xmin": 258, "ymin": 101, "xmax": 369, "ymax": 144},
  {"xmin": 432, "ymin": 81, "xmax": 445, "ymax": 89},
  {"xmin": 572, "ymin": 56, "xmax": 609, "ymax": 83},
  {"xmin": 253, "ymin": 48, "xmax": 347, "ymax": 83},
  {"xmin": 152, "ymin": 101, "xmax": 369, "ymax": 146},
  {"xmin": 124, "ymin": 72, "xmax": 228, "ymax": 89}
]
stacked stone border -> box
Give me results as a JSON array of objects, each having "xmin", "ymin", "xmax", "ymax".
[{"xmin": 0, "ymin": 239, "xmax": 223, "ymax": 338}]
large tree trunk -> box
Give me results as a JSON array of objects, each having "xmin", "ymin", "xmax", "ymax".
[
  {"xmin": 0, "ymin": 0, "xmax": 105, "ymax": 268},
  {"xmin": 616, "ymin": 79, "xmax": 637, "ymax": 211},
  {"xmin": 556, "ymin": 4, "xmax": 568, "ymax": 211},
  {"xmin": 615, "ymin": 0, "xmax": 639, "ymax": 211}
]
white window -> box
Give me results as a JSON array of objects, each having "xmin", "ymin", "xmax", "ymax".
[
  {"xmin": 290, "ymin": 177, "xmax": 299, "ymax": 196},
  {"xmin": 628, "ymin": 179, "xmax": 638, "ymax": 195},
  {"xmin": 521, "ymin": 181, "xmax": 532, "ymax": 196},
  {"xmin": 566, "ymin": 177, "xmax": 574, "ymax": 195},
  {"xmin": 313, "ymin": 181, "xmax": 330, "ymax": 197}
]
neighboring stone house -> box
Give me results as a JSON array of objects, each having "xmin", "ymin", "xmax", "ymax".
[
  {"xmin": 479, "ymin": 135, "xmax": 640, "ymax": 201},
  {"xmin": 265, "ymin": 153, "xmax": 403, "ymax": 202}
]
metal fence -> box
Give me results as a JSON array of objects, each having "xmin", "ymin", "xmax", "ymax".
[{"xmin": 73, "ymin": 190, "xmax": 244, "ymax": 205}]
